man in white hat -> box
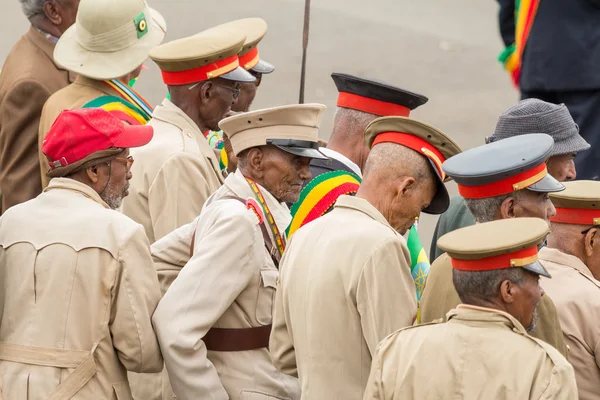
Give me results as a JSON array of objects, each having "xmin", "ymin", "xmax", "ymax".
[
  {"xmin": 152, "ymin": 104, "xmax": 328, "ymax": 400},
  {"xmin": 0, "ymin": 0, "xmax": 79, "ymax": 214},
  {"xmin": 37, "ymin": 0, "xmax": 166, "ymax": 189},
  {"xmin": 122, "ymin": 23, "xmax": 256, "ymax": 249}
]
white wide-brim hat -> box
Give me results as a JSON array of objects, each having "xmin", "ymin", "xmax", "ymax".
[{"xmin": 54, "ymin": 0, "xmax": 167, "ymax": 80}]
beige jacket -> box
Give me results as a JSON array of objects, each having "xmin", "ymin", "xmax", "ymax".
[
  {"xmin": 152, "ymin": 170, "xmax": 300, "ymax": 400},
  {"xmin": 38, "ymin": 76, "xmax": 125, "ymax": 188},
  {"xmin": 363, "ymin": 305, "xmax": 578, "ymax": 400},
  {"xmin": 419, "ymin": 251, "xmax": 568, "ymax": 357},
  {"xmin": 121, "ymin": 98, "xmax": 224, "ymax": 244},
  {"xmin": 270, "ymin": 195, "xmax": 417, "ymax": 400},
  {"xmin": 0, "ymin": 178, "xmax": 163, "ymax": 399},
  {"xmin": 0, "ymin": 27, "xmax": 74, "ymax": 213},
  {"xmin": 539, "ymin": 247, "xmax": 600, "ymax": 400}
]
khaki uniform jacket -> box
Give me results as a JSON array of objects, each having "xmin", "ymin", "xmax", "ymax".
[
  {"xmin": 152, "ymin": 170, "xmax": 300, "ymax": 400},
  {"xmin": 420, "ymin": 252, "xmax": 568, "ymax": 356},
  {"xmin": 0, "ymin": 27, "xmax": 74, "ymax": 214},
  {"xmin": 38, "ymin": 76, "xmax": 125, "ymax": 188},
  {"xmin": 0, "ymin": 178, "xmax": 163, "ymax": 399},
  {"xmin": 363, "ymin": 305, "xmax": 578, "ymax": 400},
  {"xmin": 539, "ymin": 247, "xmax": 600, "ymax": 400},
  {"xmin": 122, "ymin": 99, "xmax": 224, "ymax": 244},
  {"xmin": 270, "ymin": 195, "xmax": 417, "ymax": 400}
]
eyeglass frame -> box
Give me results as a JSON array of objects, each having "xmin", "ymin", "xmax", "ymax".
[
  {"xmin": 113, "ymin": 155, "xmax": 134, "ymax": 171},
  {"xmin": 188, "ymin": 81, "xmax": 241, "ymax": 100}
]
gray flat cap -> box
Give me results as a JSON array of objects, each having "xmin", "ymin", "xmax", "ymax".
[{"xmin": 488, "ymin": 99, "xmax": 590, "ymax": 157}]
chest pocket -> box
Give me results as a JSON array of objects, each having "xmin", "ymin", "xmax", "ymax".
[{"xmin": 255, "ymin": 268, "xmax": 278, "ymax": 325}]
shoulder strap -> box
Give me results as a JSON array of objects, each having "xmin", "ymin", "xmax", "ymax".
[{"xmin": 189, "ymin": 195, "xmax": 280, "ymax": 267}]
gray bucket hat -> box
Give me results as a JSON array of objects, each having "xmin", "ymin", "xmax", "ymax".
[{"xmin": 487, "ymin": 98, "xmax": 590, "ymax": 157}]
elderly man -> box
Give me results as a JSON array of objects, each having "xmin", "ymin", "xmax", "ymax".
[
  {"xmin": 122, "ymin": 23, "xmax": 256, "ymax": 246},
  {"xmin": 430, "ymin": 98, "xmax": 590, "ymax": 261},
  {"xmin": 288, "ymin": 73, "xmax": 428, "ymax": 236},
  {"xmin": 364, "ymin": 218, "xmax": 578, "ymax": 399},
  {"xmin": 38, "ymin": 0, "xmax": 166, "ymax": 188},
  {"xmin": 270, "ymin": 116, "xmax": 462, "ymax": 399},
  {"xmin": 0, "ymin": 108, "xmax": 162, "ymax": 398},
  {"xmin": 538, "ymin": 181, "xmax": 600, "ymax": 399},
  {"xmin": 152, "ymin": 104, "xmax": 328, "ymax": 399},
  {"xmin": 0, "ymin": 0, "xmax": 79, "ymax": 213},
  {"xmin": 420, "ymin": 134, "xmax": 568, "ymax": 356}
]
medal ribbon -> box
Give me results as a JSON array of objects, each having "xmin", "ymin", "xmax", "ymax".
[{"xmin": 245, "ymin": 178, "xmax": 286, "ymax": 257}]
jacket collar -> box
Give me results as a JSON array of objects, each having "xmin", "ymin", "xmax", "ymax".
[
  {"xmin": 44, "ymin": 178, "xmax": 110, "ymax": 209},
  {"xmin": 539, "ymin": 246, "xmax": 599, "ymax": 285},
  {"xmin": 152, "ymin": 98, "xmax": 222, "ymax": 174},
  {"xmin": 224, "ymin": 170, "xmax": 292, "ymax": 234},
  {"xmin": 72, "ymin": 75, "xmax": 120, "ymax": 96},
  {"xmin": 27, "ymin": 26, "xmax": 76, "ymax": 82},
  {"xmin": 447, "ymin": 304, "xmax": 529, "ymax": 335},
  {"xmin": 333, "ymin": 195, "xmax": 397, "ymax": 234}
]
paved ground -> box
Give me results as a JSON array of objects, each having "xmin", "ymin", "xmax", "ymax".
[{"xmin": 3, "ymin": 0, "xmax": 518, "ymax": 254}]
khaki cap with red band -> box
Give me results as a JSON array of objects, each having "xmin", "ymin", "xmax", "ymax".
[
  {"xmin": 149, "ymin": 25, "xmax": 255, "ymax": 86},
  {"xmin": 442, "ymin": 133, "xmax": 564, "ymax": 199},
  {"xmin": 438, "ymin": 217, "xmax": 551, "ymax": 278},
  {"xmin": 332, "ymin": 73, "xmax": 428, "ymax": 117},
  {"xmin": 363, "ymin": 116, "xmax": 462, "ymax": 215},
  {"xmin": 550, "ymin": 180, "xmax": 600, "ymax": 225}
]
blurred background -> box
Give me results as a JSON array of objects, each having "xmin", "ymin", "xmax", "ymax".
[{"xmin": 2, "ymin": 0, "xmax": 518, "ymax": 252}]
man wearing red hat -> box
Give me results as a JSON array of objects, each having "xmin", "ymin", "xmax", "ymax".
[
  {"xmin": 0, "ymin": 108, "xmax": 163, "ymax": 399},
  {"xmin": 287, "ymin": 73, "xmax": 428, "ymax": 237}
]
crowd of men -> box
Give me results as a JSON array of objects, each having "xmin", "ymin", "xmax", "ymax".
[{"xmin": 0, "ymin": 0, "xmax": 598, "ymax": 399}]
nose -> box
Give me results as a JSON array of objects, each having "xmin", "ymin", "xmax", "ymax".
[
  {"xmin": 126, "ymin": 170, "xmax": 133, "ymax": 180},
  {"xmin": 547, "ymin": 200, "xmax": 556, "ymax": 220},
  {"xmin": 299, "ymin": 162, "xmax": 312, "ymax": 181},
  {"xmin": 566, "ymin": 160, "xmax": 576, "ymax": 180}
]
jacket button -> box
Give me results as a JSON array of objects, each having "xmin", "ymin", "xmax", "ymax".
[{"xmin": 186, "ymin": 132, "xmax": 192, "ymax": 138}]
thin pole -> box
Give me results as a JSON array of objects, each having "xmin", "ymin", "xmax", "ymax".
[{"xmin": 299, "ymin": 0, "xmax": 311, "ymax": 104}]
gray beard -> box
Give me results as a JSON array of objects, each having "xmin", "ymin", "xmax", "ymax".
[
  {"xmin": 527, "ymin": 307, "xmax": 539, "ymax": 333},
  {"xmin": 101, "ymin": 183, "xmax": 128, "ymax": 210}
]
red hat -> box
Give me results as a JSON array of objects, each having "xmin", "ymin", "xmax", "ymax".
[{"xmin": 42, "ymin": 108, "xmax": 153, "ymax": 171}]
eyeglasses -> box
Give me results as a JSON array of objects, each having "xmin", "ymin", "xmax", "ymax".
[
  {"xmin": 188, "ymin": 81, "xmax": 241, "ymax": 100},
  {"xmin": 114, "ymin": 155, "xmax": 134, "ymax": 171}
]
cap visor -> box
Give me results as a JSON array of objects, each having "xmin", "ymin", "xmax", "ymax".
[
  {"xmin": 423, "ymin": 159, "xmax": 450, "ymax": 215},
  {"xmin": 273, "ymin": 144, "xmax": 328, "ymax": 160},
  {"xmin": 522, "ymin": 260, "xmax": 552, "ymax": 278},
  {"xmin": 113, "ymin": 124, "xmax": 154, "ymax": 148},
  {"xmin": 54, "ymin": 8, "xmax": 167, "ymax": 80},
  {"xmin": 220, "ymin": 66, "xmax": 256, "ymax": 83},
  {"xmin": 251, "ymin": 59, "xmax": 275, "ymax": 74},
  {"xmin": 527, "ymin": 173, "xmax": 565, "ymax": 193}
]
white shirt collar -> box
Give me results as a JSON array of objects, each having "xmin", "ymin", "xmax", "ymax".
[{"xmin": 319, "ymin": 147, "xmax": 362, "ymax": 178}]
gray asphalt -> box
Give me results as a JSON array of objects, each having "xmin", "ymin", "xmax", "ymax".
[{"xmin": 3, "ymin": 0, "xmax": 518, "ymax": 254}]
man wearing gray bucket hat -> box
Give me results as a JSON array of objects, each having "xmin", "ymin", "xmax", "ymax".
[
  {"xmin": 430, "ymin": 98, "xmax": 590, "ymax": 262},
  {"xmin": 37, "ymin": 0, "xmax": 167, "ymax": 189}
]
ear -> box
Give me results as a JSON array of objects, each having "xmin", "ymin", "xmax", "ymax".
[
  {"xmin": 43, "ymin": 0, "xmax": 63, "ymax": 25},
  {"xmin": 397, "ymin": 176, "xmax": 416, "ymax": 197},
  {"xmin": 584, "ymin": 227, "xmax": 598, "ymax": 257},
  {"xmin": 246, "ymin": 148, "xmax": 264, "ymax": 178},
  {"xmin": 199, "ymin": 81, "xmax": 213, "ymax": 105},
  {"xmin": 499, "ymin": 279, "xmax": 516, "ymax": 304},
  {"xmin": 500, "ymin": 195, "xmax": 518, "ymax": 219},
  {"xmin": 85, "ymin": 164, "xmax": 101, "ymax": 184}
]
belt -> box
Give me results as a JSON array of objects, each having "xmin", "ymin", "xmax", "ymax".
[
  {"xmin": 203, "ymin": 325, "xmax": 272, "ymax": 352},
  {"xmin": 0, "ymin": 341, "xmax": 98, "ymax": 400}
]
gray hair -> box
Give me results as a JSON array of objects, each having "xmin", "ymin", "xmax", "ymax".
[
  {"xmin": 363, "ymin": 142, "xmax": 433, "ymax": 185},
  {"xmin": 464, "ymin": 191, "xmax": 521, "ymax": 223},
  {"xmin": 20, "ymin": 0, "xmax": 47, "ymax": 19},
  {"xmin": 453, "ymin": 268, "xmax": 525, "ymax": 304},
  {"xmin": 332, "ymin": 107, "xmax": 378, "ymax": 137}
]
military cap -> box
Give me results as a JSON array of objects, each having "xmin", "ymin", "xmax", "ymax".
[
  {"xmin": 438, "ymin": 217, "xmax": 551, "ymax": 278},
  {"xmin": 442, "ymin": 134, "xmax": 564, "ymax": 199},
  {"xmin": 149, "ymin": 25, "xmax": 255, "ymax": 86},
  {"xmin": 219, "ymin": 104, "xmax": 327, "ymax": 160},
  {"xmin": 363, "ymin": 117, "xmax": 462, "ymax": 214},
  {"xmin": 332, "ymin": 73, "xmax": 428, "ymax": 117},
  {"xmin": 208, "ymin": 18, "xmax": 274, "ymax": 74},
  {"xmin": 549, "ymin": 180, "xmax": 600, "ymax": 225}
]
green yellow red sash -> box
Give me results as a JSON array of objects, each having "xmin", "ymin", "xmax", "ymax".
[
  {"xmin": 81, "ymin": 79, "xmax": 153, "ymax": 125},
  {"xmin": 287, "ymin": 170, "xmax": 361, "ymax": 237}
]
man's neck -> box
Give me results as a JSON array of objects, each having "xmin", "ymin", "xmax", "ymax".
[
  {"xmin": 327, "ymin": 134, "xmax": 364, "ymax": 171},
  {"xmin": 32, "ymin": 19, "xmax": 62, "ymax": 38},
  {"xmin": 175, "ymin": 101, "xmax": 210, "ymax": 133}
]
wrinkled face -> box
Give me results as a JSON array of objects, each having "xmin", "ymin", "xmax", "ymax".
[
  {"xmin": 232, "ymin": 81, "xmax": 258, "ymax": 113},
  {"xmin": 546, "ymin": 153, "xmax": 577, "ymax": 182},
  {"xmin": 100, "ymin": 149, "xmax": 132, "ymax": 209},
  {"xmin": 390, "ymin": 177, "xmax": 437, "ymax": 235},
  {"xmin": 514, "ymin": 190, "xmax": 556, "ymax": 224},
  {"xmin": 261, "ymin": 147, "xmax": 312, "ymax": 203},
  {"xmin": 199, "ymin": 78, "xmax": 241, "ymax": 131},
  {"xmin": 508, "ymin": 271, "xmax": 544, "ymax": 332}
]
